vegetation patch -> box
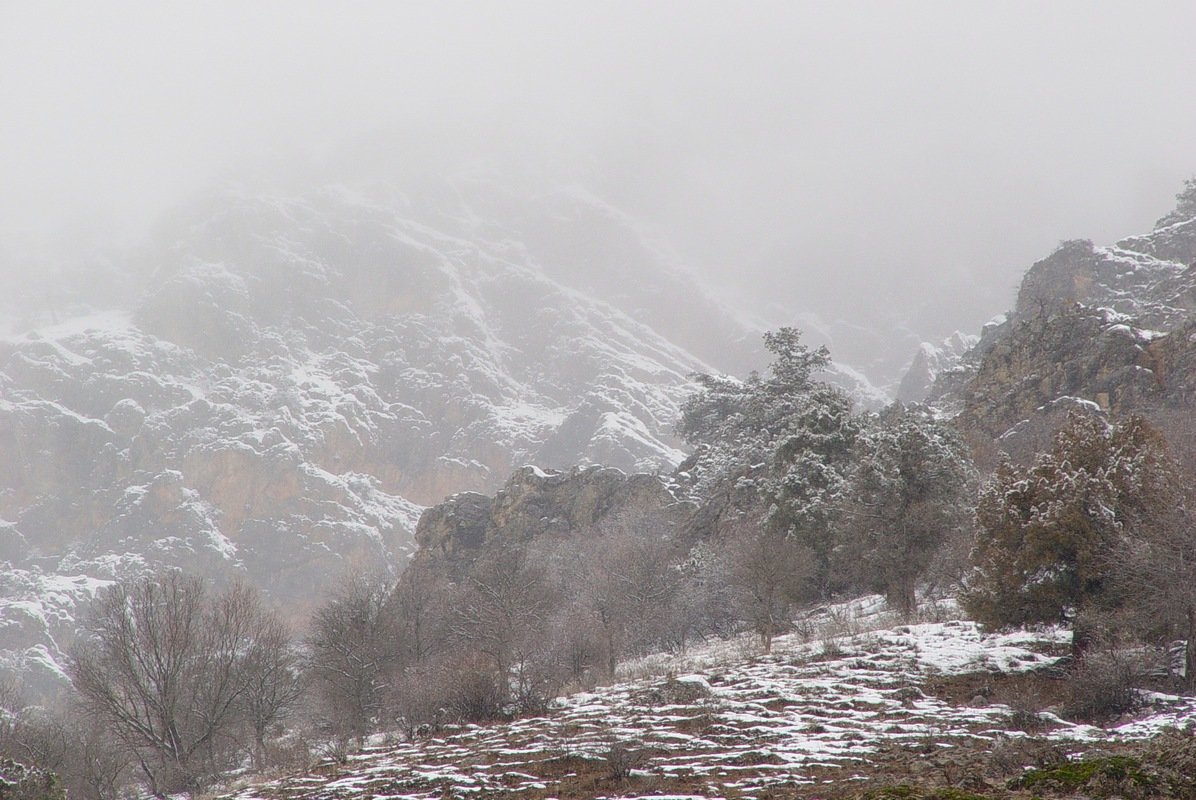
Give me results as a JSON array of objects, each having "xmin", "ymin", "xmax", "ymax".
[
  {"xmin": 855, "ymin": 786, "xmax": 1000, "ymax": 800},
  {"xmin": 1012, "ymin": 755, "xmax": 1157, "ymax": 798}
]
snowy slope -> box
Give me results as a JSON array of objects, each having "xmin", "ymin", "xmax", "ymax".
[{"xmin": 224, "ymin": 601, "xmax": 1196, "ymax": 800}]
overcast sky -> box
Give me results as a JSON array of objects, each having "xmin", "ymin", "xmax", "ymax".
[{"xmin": 3, "ymin": 1, "xmax": 1195, "ymax": 356}]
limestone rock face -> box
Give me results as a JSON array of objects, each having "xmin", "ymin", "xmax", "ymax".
[
  {"xmin": 413, "ymin": 491, "xmax": 494, "ymax": 558},
  {"xmin": 924, "ymin": 185, "xmax": 1196, "ymax": 462},
  {"xmin": 414, "ymin": 465, "xmax": 688, "ymax": 567}
]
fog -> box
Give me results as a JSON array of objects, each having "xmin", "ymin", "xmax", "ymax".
[{"xmin": 3, "ymin": 1, "xmax": 1195, "ymax": 380}]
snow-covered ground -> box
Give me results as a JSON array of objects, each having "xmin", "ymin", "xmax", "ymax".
[{"xmin": 225, "ymin": 599, "xmax": 1196, "ymax": 800}]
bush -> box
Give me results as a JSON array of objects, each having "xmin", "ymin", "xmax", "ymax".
[
  {"xmin": 0, "ymin": 759, "xmax": 65, "ymax": 800},
  {"xmin": 602, "ymin": 740, "xmax": 641, "ymax": 781},
  {"xmin": 1062, "ymin": 653, "xmax": 1143, "ymax": 724},
  {"xmin": 444, "ymin": 659, "xmax": 508, "ymax": 723}
]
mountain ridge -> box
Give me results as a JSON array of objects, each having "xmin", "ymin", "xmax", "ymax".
[{"xmin": 0, "ymin": 179, "xmax": 754, "ymax": 694}]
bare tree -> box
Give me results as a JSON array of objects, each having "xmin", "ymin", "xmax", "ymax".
[
  {"xmin": 722, "ymin": 516, "xmax": 813, "ymax": 653},
  {"xmin": 448, "ymin": 546, "xmax": 555, "ymax": 684},
  {"xmin": 1114, "ymin": 503, "xmax": 1196, "ymax": 691},
  {"xmin": 68, "ymin": 572, "xmax": 289, "ymax": 794},
  {"xmin": 386, "ymin": 559, "xmax": 451, "ymax": 666},
  {"xmin": 0, "ymin": 705, "xmax": 131, "ymax": 800},
  {"xmin": 567, "ymin": 514, "xmax": 683, "ymax": 677},
  {"xmin": 305, "ymin": 573, "xmax": 396, "ymax": 740},
  {"xmin": 387, "ymin": 662, "xmax": 449, "ymax": 739},
  {"xmin": 237, "ymin": 606, "xmax": 302, "ymax": 769}
]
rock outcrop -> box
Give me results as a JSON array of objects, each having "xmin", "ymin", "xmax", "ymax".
[
  {"xmin": 924, "ymin": 180, "xmax": 1196, "ymax": 462},
  {"xmin": 414, "ymin": 465, "xmax": 690, "ymax": 568}
]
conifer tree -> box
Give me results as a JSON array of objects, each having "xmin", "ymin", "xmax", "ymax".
[
  {"xmin": 964, "ymin": 411, "xmax": 1176, "ymax": 654},
  {"xmin": 840, "ymin": 404, "xmax": 975, "ymax": 615}
]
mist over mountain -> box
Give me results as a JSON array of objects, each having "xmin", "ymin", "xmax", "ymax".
[{"xmin": 0, "ymin": 176, "xmax": 755, "ymax": 691}]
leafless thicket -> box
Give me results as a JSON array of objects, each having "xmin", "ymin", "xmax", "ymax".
[{"xmin": 68, "ymin": 572, "xmax": 299, "ymax": 794}]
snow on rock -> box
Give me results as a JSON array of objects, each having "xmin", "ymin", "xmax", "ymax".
[{"xmin": 896, "ymin": 330, "xmax": 980, "ymax": 403}]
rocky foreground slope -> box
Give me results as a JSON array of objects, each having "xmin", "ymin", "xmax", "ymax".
[{"xmin": 223, "ymin": 600, "xmax": 1196, "ymax": 800}]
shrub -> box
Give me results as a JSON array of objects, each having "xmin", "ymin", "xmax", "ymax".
[{"xmin": 1061, "ymin": 653, "xmax": 1143, "ymax": 724}]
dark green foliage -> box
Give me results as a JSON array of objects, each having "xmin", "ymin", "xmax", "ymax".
[
  {"xmin": 840, "ymin": 404, "xmax": 975, "ymax": 614},
  {"xmin": 677, "ymin": 328, "xmax": 851, "ymax": 483},
  {"xmin": 678, "ymin": 327, "xmax": 858, "ymax": 591},
  {"xmin": 963, "ymin": 412, "xmax": 1177, "ymax": 631},
  {"xmin": 1012, "ymin": 755, "xmax": 1156, "ymax": 797},
  {"xmin": 680, "ymin": 330, "xmax": 979, "ymax": 611}
]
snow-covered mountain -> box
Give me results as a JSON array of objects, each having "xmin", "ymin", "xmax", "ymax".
[
  {"xmin": 0, "ymin": 179, "xmax": 779, "ymax": 694},
  {"xmin": 895, "ymin": 330, "xmax": 980, "ymax": 403}
]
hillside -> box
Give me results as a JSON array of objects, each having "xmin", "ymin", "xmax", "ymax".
[{"xmin": 224, "ymin": 600, "xmax": 1196, "ymax": 800}]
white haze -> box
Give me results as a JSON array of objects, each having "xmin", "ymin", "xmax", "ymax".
[{"xmin": 2, "ymin": 0, "xmax": 1195, "ymax": 383}]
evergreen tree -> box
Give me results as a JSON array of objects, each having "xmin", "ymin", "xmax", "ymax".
[
  {"xmin": 963, "ymin": 411, "xmax": 1176, "ymax": 652},
  {"xmin": 839, "ymin": 404, "xmax": 975, "ymax": 615},
  {"xmin": 1156, "ymin": 175, "xmax": 1196, "ymax": 227},
  {"xmin": 678, "ymin": 327, "xmax": 858, "ymax": 592}
]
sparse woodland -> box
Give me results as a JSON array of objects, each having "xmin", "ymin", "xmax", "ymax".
[{"xmin": 5, "ymin": 326, "xmax": 1196, "ymax": 799}]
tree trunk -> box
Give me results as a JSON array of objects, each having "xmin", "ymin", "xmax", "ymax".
[
  {"xmin": 1071, "ymin": 613, "xmax": 1093, "ymax": 662},
  {"xmin": 891, "ymin": 577, "xmax": 917, "ymax": 620},
  {"xmin": 605, "ymin": 628, "xmax": 617, "ymax": 678},
  {"xmin": 1185, "ymin": 604, "xmax": 1196, "ymax": 693}
]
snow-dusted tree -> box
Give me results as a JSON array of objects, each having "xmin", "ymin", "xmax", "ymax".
[
  {"xmin": 839, "ymin": 404, "xmax": 975, "ymax": 616},
  {"xmin": 963, "ymin": 412, "xmax": 1177, "ymax": 654},
  {"xmin": 1156, "ymin": 175, "xmax": 1196, "ymax": 227},
  {"xmin": 678, "ymin": 327, "xmax": 858, "ymax": 591},
  {"xmin": 306, "ymin": 573, "xmax": 397, "ymax": 740}
]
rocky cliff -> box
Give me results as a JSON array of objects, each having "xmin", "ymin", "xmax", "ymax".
[
  {"xmin": 925, "ymin": 180, "xmax": 1196, "ymax": 461},
  {"xmin": 414, "ymin": 464, "xmax": 689, "ymax": 568}
]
